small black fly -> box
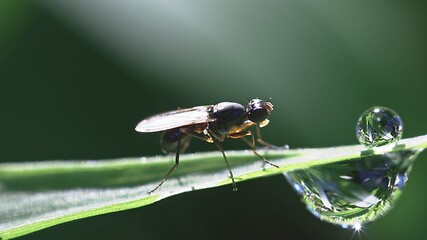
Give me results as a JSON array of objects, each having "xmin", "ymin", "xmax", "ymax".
[{"xmin": 135, "ymin": 99, "xmax": 278, "ymax": 193}]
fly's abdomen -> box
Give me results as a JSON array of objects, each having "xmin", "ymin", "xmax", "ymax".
[{"xmin": 160, "ymin": 128, "xmax": 191, "ymax": 154}]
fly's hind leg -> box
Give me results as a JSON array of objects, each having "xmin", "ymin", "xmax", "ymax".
[
  {"xmin": 150, "ymin": 128, "xmax": 193, "ymax": 194},
  {"xmin": 148, "ymin": 137, "xmax": 182, "ymax": 194}
]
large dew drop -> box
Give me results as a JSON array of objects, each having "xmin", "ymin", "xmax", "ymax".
[
  {"xmin": 285, "ymin": 150, "xmax": 420, "ymax": 228},
  {"xmin": 356, "ymin": 106, "xmax": 403, "ymax": 147}
]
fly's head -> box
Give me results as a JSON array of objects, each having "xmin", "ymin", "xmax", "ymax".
[{"xmin": 246, "ymin": 99, "xmax": 273, "ymax": 127}]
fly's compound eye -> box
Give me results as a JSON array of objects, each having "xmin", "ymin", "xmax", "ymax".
[{"xmin": 246, "ymin": 99, "xmax": 273, "ymax": 124}]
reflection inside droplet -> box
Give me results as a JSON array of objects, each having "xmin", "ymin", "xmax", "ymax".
[
  {"xmin": 356, "ymin": 106, "xmax": 403, "ymax": 147},
  {"xmin": 285, "ymin": 149, "xmax": 421, "ymax": 228}
]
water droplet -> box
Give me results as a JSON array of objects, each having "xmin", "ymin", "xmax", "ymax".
[
  {"xmin": 356, "ymin": 106, "xmax": 403, "ymax": 147},
  {"xmin": 285, "ymin": 150, "xmax": 420, "ymax": 227}
]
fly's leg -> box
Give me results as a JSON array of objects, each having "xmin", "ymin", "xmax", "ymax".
[
  {"xmin": 212, "ymin": 138, "xmax": 237, "ymax": 191},
  {"xmin": 255, "ymin": 125, "xmax": 288, "ymax": 149},
  {"xmin": 255, "ymin": 125, "xmax": 276, "ymax": 148},
  {"xmin": 229, "ymin": 122, "xmax": 285, "ymax": 149},
  {"xmin": 158, "ymin": 126, "xmax": 238, "ymax": 192},
  {"xmin": 182, "ymin": 128, "xmax": 237, "ymax": 191},
  {"xmin": 150, "ymin": 128, "xmax": 201, "ymax": 194},
  {"xmin": 231, "ymin": 131, "xmax": 279, "ymax": 169},
  {"xmin": 180, "ymin": 128, "xmax": 213, "ymax": 143},
  {"xmin": 148, "ymin": 138, "xmax": 182, "ymax": 194}
]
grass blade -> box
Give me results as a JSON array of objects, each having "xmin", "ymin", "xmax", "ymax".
[{"xmin": 1, "ymin": 134, "xmax": 426, "ymax": 239}]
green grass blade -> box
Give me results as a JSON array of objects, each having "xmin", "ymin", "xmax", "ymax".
[{"xmin": 1, "ymin": 134, "xmax": 427, "ymax": 239}]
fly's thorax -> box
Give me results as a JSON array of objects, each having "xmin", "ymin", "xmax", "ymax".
[{"xmin": 208, "ymin": 102, "xmax": 246, "ymax": 135}]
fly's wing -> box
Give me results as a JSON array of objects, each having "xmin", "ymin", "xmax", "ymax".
[{"xmin": 135, "ymin": 105, "xmax": 214, "ymax": 133}]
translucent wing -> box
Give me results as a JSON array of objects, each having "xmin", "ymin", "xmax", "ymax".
[{"xmin": 135, "ymin": 105, "xmax": 214, "ymax": 133}]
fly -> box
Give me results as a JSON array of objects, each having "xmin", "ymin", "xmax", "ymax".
[{"xmin": 135, "ymin": 99, "xmax": 279, "ymax": 193}]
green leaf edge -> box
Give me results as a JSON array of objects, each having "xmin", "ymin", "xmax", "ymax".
[
  {"xmin": 1, "ymin": 134, "xmax": 427, "ymax": 239},
  {"xmin": 0, "ymin": 195, "xmax": 158, "ymax": 240}
]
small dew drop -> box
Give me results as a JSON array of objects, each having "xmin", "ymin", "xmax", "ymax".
[
  {"xmin": 285, "ymin": 150, "xmax": 420, "ymax": 227},
  {"xmin": 356, "ymin": 106, "xmax": 403, "ymax": 147}
]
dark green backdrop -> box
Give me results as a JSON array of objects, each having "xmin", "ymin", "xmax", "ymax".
[{"xmin": 1, "ymin": 1, "xmax": 426, "ymax": 239}]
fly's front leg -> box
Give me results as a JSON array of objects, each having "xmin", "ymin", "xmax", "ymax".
[
  {"xmin": 255, "ymin": 125, "xmax": 288, "ymax": 149},
  {"xmin": 230, "ymin": 131, "xmax": 279, "ymax": 169},
  {"xmin": 229, "ymin": 121, "xmax": 283, "ymax": 149},
  {"xmin": 255, "ymin": 125, "xmax": 275, "ymax": 148}
]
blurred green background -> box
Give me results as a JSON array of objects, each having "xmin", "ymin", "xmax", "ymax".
[{"xmin": 1, "ymin": 0, "xmax": 426, "ymax": 239}]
